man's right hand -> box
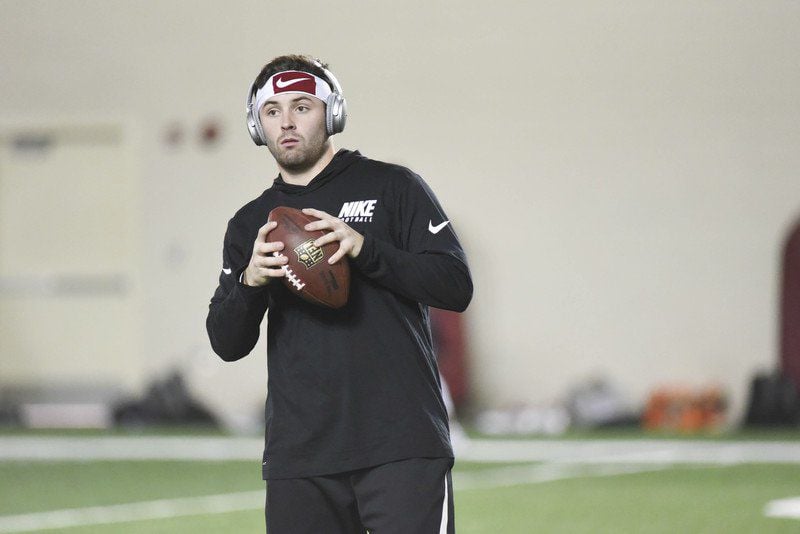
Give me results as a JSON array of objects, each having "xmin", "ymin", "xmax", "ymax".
[{"xmin": 242, "ymin": 221, "xmax": 288, "ymax": 286}]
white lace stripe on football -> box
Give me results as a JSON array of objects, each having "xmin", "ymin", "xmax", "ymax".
[{"xmin": 272, "ymin": 251, "xmax": 305, "ymax": 290}]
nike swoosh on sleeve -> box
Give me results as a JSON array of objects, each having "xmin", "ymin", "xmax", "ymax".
[
  {"xmin": 428, "ymin": 220, "xmax": 450, "ymax": 234},
  {"xmin": 222, "ymin": 268, "xmax": 232, "ymax": 275}
]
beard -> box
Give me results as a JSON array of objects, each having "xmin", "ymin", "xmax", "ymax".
[{"xmin": 268, "ymin": 132, "xmax": 330, "ymax": 173}]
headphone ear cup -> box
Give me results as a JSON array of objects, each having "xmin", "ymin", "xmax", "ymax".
[
  {"xmin": 326, "ymin": 93, "xmax": 347, "ymax": 135},
  {"xmin": 246, "ymin": 83, "xmax": 266, "ymax": 146},
  {"xmin": 247, "ymin": 112, "xmax": 266, "ymax": 146}
]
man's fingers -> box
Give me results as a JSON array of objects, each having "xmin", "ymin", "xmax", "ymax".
[
  {"xmin": 304, "ymin": 220, "xmax": 332, "ymax": 232},
  {"xmin": 256, "ymin": 220, "xmax": 278, "ymax": 242},
  {"xmin": 264, "ymin": 251, "xmax": 287, "ymax": 276},
  {"xmin": 250, "ymin": 258, "xmax": 286, "ymax": 277},
  {"xmin": 252, "ymin": 261, "xmax": 283, "ymax": 273},
  {"xmin": 244, "ymin": 233, "xmax": 288, "ymax": 285},
  {"xmin": 298, "ymin": 208, "xmax": 362, "ymax": 261},
  {"xmin": 302, "ymin": 207, "xmax": 331, "ymax": 220},
  {"xmin": 263, "ymin": 267, "xmax": 285, "ymax": 277},
  {"xmin": 257, "ymin": 241, "xmax": 285, "ymax": 256},
  {"xmin": 328, "ymin": 247, "xmax": 346, "ymax": 264},
  {"xmin": 312, "ymin": 231, "xmax": 340, "ymax": 248},
  {"xmin": 253, "ymin": 254, "xmax": 289, "ymax": 269}
]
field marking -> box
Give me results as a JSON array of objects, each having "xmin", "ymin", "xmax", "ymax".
[
  {"xmin": 764, "ymin": 497, "xmax": 800, "ymax": 519},
  {"xmin": 0, "ymin": 490, "xmax": 264, "ymax": 533},
  {"xmin": 454, "ymin": 462, "xmax": 668, "ymax": 490},
  {"xmin": 0, "ymin": 462, "xmax": 665, "ymax": 532},
  {"xmin": 2, "ymin": 436, "xmax": 800, "ymax": 464},
  {"xmin": 1, "ymin": 442, "xmax": 797, "ymax": 532},
  {"xmin": 0, "ymin": 436, "xmax": 263, "ymax": 461},
  {"xmin": 456, "ymin": 439, "xmax": 800, "ymax": 465},
  {"xmin": 1, "ymin": 435, "xmax": 799, "ymax": 530}
]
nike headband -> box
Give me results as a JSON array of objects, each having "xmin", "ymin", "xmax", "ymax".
[{"xmin": 253, "ymin": 70, "xmax": 333, "ymax": 114}]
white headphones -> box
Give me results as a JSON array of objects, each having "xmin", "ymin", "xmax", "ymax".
[{"xmin": 245, "ymin": 59, "xmax": 347, "ymax": 146}]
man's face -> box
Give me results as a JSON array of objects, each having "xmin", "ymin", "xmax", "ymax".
[{"xmin": 259, "ymin": 93, "xmax": 329, "ymax": 172}]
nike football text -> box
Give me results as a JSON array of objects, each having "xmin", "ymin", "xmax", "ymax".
[{"xmin": 338, "ymin": 200, "xmax": 377, "ymax": 219}]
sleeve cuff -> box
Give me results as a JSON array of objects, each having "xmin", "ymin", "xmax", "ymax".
[
  {"xmin": 234, "ymin": 267, "xmax": 270, "ymax": 301},
  {"xmin": 351, "ymin": 233, "xmax": 378, "ymax": 273}
]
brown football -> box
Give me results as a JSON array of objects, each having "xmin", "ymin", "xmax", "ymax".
[{"xmin": 267, "ymin": 206, "xmax": 350, "ymax": 308}]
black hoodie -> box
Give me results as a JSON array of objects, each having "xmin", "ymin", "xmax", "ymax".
[{"xmin": 207, "ymin": 149, "xmax": 472, "ymax": 479}]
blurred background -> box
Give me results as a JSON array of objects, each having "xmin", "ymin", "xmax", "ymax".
[{"xmin": 2, "ymin": 0, "xmax": 800, "ymax": 438}]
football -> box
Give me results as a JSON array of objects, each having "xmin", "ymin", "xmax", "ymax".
[{"xmin": 267, "ymin": 206, "xmax": 350, "ymax": 308}]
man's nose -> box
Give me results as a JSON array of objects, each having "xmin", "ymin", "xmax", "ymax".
[{"xmin": 281, "ymin": 115, "xmax": 295, "ymax": 130}]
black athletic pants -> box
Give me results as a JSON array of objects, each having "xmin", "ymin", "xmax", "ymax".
[{"xmin": 265, "ymin": 457, "xmax": 455, "ymax": 533}]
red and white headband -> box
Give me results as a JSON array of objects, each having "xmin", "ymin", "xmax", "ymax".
[{"xmin": 254, "ymin": 70, "xmax": 333, "ymax": 113}]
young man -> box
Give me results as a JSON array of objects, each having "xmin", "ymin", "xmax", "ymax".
[{"xmin": 206, "ymin": 54, "xmax": 472, "ymax": 533}]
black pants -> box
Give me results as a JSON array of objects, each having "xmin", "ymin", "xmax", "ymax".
[{"xmin": 265, "ymin": 457, "xmax": 455, "ymax": 533}]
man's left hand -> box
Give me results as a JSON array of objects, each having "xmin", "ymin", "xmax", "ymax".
[{"xmin": 302, "ymin": 208, "xmax": 364, "ymax": 264}]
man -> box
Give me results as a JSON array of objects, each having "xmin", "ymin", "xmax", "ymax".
[{"xmin": 206, "ymin": 54, "xmax": 472, "ymax": 533}]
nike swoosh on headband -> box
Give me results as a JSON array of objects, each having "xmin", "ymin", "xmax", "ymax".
[
  {"xmin": 255, "ymin": 71, "xmax": 333, "ymax": 111},
  {"xmin": 275, "ymin": 76, "xmax": 312, "ymax": 89},
  {"xmin": 428, "ymin": 220, "xmax": 450, "ymax": 234}
]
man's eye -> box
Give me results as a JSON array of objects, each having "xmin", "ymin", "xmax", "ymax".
[
  {"xmin": 296, "ymin": 105, "xmax": 309, "ymax": 112},
  {"xmin": 265, "ymin": 109, "xmax": 279, "ymax": 117}
]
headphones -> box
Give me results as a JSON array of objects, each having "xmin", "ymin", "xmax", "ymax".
[{"xmin": 246, "ymin": 59, "xmax": 347, "ymax": 146}]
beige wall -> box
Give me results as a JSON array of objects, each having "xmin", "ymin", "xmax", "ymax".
[{"xmin": 2, "ymin": 1, "xmax": 799, "ymax": 424}]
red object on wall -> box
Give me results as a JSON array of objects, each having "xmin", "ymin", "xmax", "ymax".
[
  {"xmin": 781, "ymin": 217, "xmax": 800, "ymax": 392},
  {"xmin": 430, "ymin": 308, "xmax": 470, "ymax": 410}
]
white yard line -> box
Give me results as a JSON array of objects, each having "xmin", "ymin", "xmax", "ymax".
[
  {"xmin": 454, "ymin": 462, "xmax": 668, "ymax": 491},
  {"xmin": 764, "ymin": 497, "xmax": 800, "ymax": 519},
  {"xmin": 2, "ymin": 436, "xmax": 800, "ymax": 464},
  {"xmin": 0, "ymin": 490, "xmax": 264, "ymax": 533},
  {"xmin": 0, "ymin": 463, "xmax": 666, "ymax": 533},
  {"xmin": 0, "ymin": 436, "xmax": 263, "ymax": 461},
  {"xmin": 456, "ymin": 439, "xmax": 800, "ymax": 465},
  {"xmin": 1, "ymin": 435, "xmax": 798, "ymax": 531}
]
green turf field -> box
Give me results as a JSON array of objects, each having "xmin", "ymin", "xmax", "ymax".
[{"xmin": 1, "ymin": 432, "xmax": 799, "ymax": 533}]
